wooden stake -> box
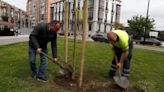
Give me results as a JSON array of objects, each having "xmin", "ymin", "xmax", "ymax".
[
  {"xmin": 72, "ymin": 0, "xmax": 78, "ymax": 79},
  {"xmin": 79, "ymin": 0, "xmax": 88, "ymax": 88},
  {"xmin": 110, "ymin": 0, "xmax": 115, "ymax": 31},
  {"xmin": 64, "ymin": 1, "xmax": 69, "ymax": 63}
]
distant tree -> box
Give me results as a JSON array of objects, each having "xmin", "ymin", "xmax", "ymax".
[
  {"xmin": 113, "ymin": 22, "xmax": 124, "ymax": 30},
  {"xmin": 128, "ymin": 15, "xmax": 155, "ymax": 36}
]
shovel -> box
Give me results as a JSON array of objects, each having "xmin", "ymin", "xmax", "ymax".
[
  {"xmin": 113, "ymin": 55, "xmax": 129, "ymax": 89},
  {"xmin": 40, "ymin": 51, "xmax": 73, "ymax": 78}
]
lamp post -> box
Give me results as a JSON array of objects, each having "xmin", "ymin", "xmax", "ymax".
[
  {"xmin": 105, "ymin": 0, "xmax": 108, "ymax": 33},
  {"xmin": 110, "ymin": 0, "xmax": 114, "ymax": 31},
  {"xmin": 143, "ymin": 0, "xmax": 150, "ymax": 45}
]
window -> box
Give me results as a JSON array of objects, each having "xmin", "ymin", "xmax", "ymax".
[
  {"xmin": 51, "ymin": 7, "xmax": 54, "ymax": 21},
  {"xmin": 98, "ymin": 8, "xmax": 104, "ymax": 20},
  {"xmin": 11, "ymin": 9, "xmax": 14, "ymax": 17},
  {"xmin": 98, "ymin": 0, "xmax": 105, "ymax": 20},
  {"xmin": 115, "ymin": 4, "xmax": 121, "ymax": 23},
  {"xmin": 88, "ymin": 10, "xmax": 93, "ymax": 20},
  {"xmin": 89, "ymin": 24, "xmax": 92, "ymax": 31},
  {"xmin": 99, "ymin": 0, "xmax": 105, "ymax": 8},
  {"xmin": 41, "ymin": 14, "xmax": 44, "ymax": 20},
  {"xmin": 89, "ymin": 0, "xmax": 94, "ymax": 8}
]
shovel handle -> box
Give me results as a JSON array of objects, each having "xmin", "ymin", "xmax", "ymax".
[
  {"xmin": 115, "ymin": 55, "xmax": 118, "ymax": 64},
  {"xmin": 40, "ymin": 51, "xmax": 62, "ymax": 68},
  {"xmin": 113, "ymin": 50, "xmax": 118, "ymax": 64},
  {"xmin": 115, "ymin": 55, "xmax": 121, "ymax": 79}
]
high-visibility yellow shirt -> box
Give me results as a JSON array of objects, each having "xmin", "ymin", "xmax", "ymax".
[{"xmin": 113, "ymin": 30, "xmax": 129, "ymax": 50}]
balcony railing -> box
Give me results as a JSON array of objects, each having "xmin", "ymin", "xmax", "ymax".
[{"xmin": 1, "ymin": 15, "xmax": 9, "ymax": 22}]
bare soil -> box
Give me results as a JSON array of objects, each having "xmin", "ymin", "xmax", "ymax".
[
  {"xmin": 54, "ymin": 75, "xmax": 145, "ymax": 92},
  {"xmin": 82, "ymin": 84, "xmax": 145, "ymax": 92}
]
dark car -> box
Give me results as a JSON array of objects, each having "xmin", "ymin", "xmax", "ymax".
[
  {"xmin": 91, "ymin": 33, "xmax": 109, "ymax": 43},
  {"xmin": 135, "ymin": 37, "xmax": 162, "ymax": 46},
  {"xmin": 58, "ymin": 31, "xmax": 70, "ymax": 36},
  {"xmin": 140, "ymin": 38, "xmax": 162, "ymax": 46}
]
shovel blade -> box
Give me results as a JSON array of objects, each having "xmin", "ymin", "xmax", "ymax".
[
  {"xmin": 113, "ymin": 76, "xmax": 129, "ymax": 89},
  {"xmin": 59, "ymin": 63, "xmax": 73, "ymax": 78}
]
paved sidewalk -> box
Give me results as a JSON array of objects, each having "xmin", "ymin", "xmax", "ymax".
[
  {"xmin": 0, "ymin": 35, "xmax": 29, "ymax": 45},
  {"xmin": 134, "ymin": 44, "xmax": 164, "ymax": 52}
]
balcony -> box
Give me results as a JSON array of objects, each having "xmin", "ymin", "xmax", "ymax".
[
  {"xmin": 0, "ymin": 20, "xmax": 16, "ymax": 27},
  {"xmin": 1, "ymin": 15, "xmax": 9, "ymax": 22}
]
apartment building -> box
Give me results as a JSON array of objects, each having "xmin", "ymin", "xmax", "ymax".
[
  {"xmin": 27, "ymin": 0, "xmax": 51, "ymax": 27},
  {"xmin": 51, "ymin": 0, "xmax": 121, "ymax": 36},
  {"xmin": 0, "ymin": 0, "xmax": 29, "ymax": 29}
]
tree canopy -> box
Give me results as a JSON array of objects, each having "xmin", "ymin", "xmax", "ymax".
[{"xmin": 128, "ymin": 15, "xmax": 155, "ymax": 36}]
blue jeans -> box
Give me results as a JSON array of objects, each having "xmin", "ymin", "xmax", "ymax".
[{"xmin": 29, "ymin": 46, "xmax": 48, "ymax": 78}]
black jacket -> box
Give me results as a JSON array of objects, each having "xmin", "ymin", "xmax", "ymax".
[{"xmin": 29, "ymin": 22, "xmax": 57, "ymax": 58}]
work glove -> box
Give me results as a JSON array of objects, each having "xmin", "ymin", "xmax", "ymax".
[
  {"xmin": 36, "ymin": 48, "xmax": 42, "ymax": 54},
  {"xmin": 116, "ymin": 62, "xmax": 122, "ymax": 69},
  {"xmin": 53, "ymin": 58, "xmax": 58, "ymax": 62}
]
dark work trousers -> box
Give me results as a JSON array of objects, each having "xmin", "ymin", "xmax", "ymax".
[{"xmin": 109, "ymin": 39, "xmax": 133, "ymax": 78}]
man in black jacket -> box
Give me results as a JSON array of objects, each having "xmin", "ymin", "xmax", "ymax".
[{"xmin": 29, "ymin": 20, "xmax": 61, "ymax": 82}]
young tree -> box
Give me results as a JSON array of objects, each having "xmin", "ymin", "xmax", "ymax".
[{"xmin": 128, "ymin": 15, "xmax": 155, "ymax": 36}]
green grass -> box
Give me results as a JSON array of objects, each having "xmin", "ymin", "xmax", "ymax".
[{"xmin": 0, "ymin": 38, "xmax": 164, "ymax": 92}]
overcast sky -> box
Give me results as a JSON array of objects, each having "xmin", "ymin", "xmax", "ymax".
[
  {"xmin": 2, "ymin": 0, "xmax": 27, "ymax": 11},
  {"xmin": 2, "ymin": 0, "xmax": 164, "ymax": 30},
  {"xmin": 121, "ymin": 0, "xmax": 164, "ymax": 30}
]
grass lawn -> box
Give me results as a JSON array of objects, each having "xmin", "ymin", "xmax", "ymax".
[{"xmin": 0, "ymin": 37, "xmax": 164, "ymax": 92}]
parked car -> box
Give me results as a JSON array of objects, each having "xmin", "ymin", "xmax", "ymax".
[
  {"xmin": 140, "ymin": 38, "xmax": 162, "ymax": 46},
  {"xmin": 91, "ymin": 33, "xmax": 109, "ymax": 43},
  {"xmin": 134, "ymin": 37, "xmax": 144, "ymax": 44},
  {"xmin": 58, "ymin": 31, "xmax": 70, "ymax": 36},
  {"xmin": 135, "ymin": 37, "xmax": 161, "ymax": 46}
]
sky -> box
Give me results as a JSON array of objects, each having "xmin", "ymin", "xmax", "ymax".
[
  {"xmin": 121, "ymin": 0, "xmax": 164, "ymax": 30},
  {"xmin": 2, "ymin": 0, "xmax": 27, "ymax": 11},
  {"xmin": 2, "ymin": 0, "xmax": 164, "ymax": 30}
]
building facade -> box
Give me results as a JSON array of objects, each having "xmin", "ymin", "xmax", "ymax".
[
  {"xmin": 27, "ymin": 0, "xmax": 51, "ymax": 27},
  {"xmin": 51, "ymin": 0, "xmax": 121, "ymax": 36},
  {"xmin": 0, "ymin": 0, "xmax": 30, "ymax": 30}
]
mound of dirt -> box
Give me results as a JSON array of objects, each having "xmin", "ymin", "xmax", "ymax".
[
  {"xmin": 83, "ymin": 83, "xmax": 145, "ymax": 92},
  {"xmin": 54, "ymin": 75, "xmax": 145, "ymax": 92},
  {"xmin": 54, "ymin": 75, "xmax": 88, "ymax": 87},
  {"xmin": 54, "ymin": 75, "xmax": 76, "ymax": 87}
]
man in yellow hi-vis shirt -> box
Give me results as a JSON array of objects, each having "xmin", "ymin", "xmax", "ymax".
[{"xmin": 107, "ymin": 30, "xmax": 133, "ymax": 79}]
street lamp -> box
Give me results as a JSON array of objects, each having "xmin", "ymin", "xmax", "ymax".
[
  {"xmin": 105, "ymin": 0, "xmax": 109, "ymax": 33},
  {"xmin": 110, "ymin": 0, "xmax": 115, "ymax": 31},
  {"xmin": 143, "ymin": 0, "xmax": 150, "ymax": 45}
]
